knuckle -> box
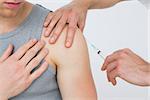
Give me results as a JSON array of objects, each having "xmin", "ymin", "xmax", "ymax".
[
  {"xmin": 67, "ymin": 36, "xmax": 73, "ymax": 40},
  {"xmin": 28, "ymin": 49, "xmax": 36, "ymax": 55},
  {"xmin": 116, "ymin": 59, "xmax": 122, "ymax": 66},
  {"xmin": 11, "ymin": 53, "xmax": 19, "ymax": 60},
  {"xmin": 67, "ymin": 34, "xmax": 74, "ymax": 40},
  {"xmin": 66, "ymin": 36, "xmax": 73, "ymax": 42},
  {"xmin": 118, "ymin": 52, "xmax": 126, "ymax": 58},
  {"xmin": 38, "ymin": 41, "xmax": 44, "ymax": 47},
  {"xmin": 25, "ymin": 40, "xmax": 35, "ymax": 47},
  {"xmin": 39, "ymin": 53, "xmax": 46, "ymax": 59},
  {"xmin": 32, "ymin": 59, "xmax": 39, "ymax": 65},
  {"xmin": 14, "ymin": 66, "xmax": 23, "ymax": 74},
  {"xmin": 58, "ymin": 21, "xmax": 65, "ymax": 27},
  {"xmin": 69, "ymin": 26, "xmax": 76, "ymax": 30},
  {"xmin": 24, "ymin": 79, "xmax": 31, "ymax": 86},
  {"xmin": 16, "ymin": 62, "xmax": 23, "ymax": 68},
  {"xmin": 65, "ymin": 9, "xmax": 71, "ymax": 14},
  {"xmin": 64, "ymin": 12, "xmax": 69, "ymax": 16},
  {"xmin": 62, "ymin": 10, "xmax": 69, "ymax": 16},
  {"xmin": 49, "ymin": 23, "xmax": 55, "ymax": 28},
  {"xmin": 53, "ymin": 32, "xmax": 59, "ymax": 36},
  {"xmin": 53, "ymin": 16, "xmax": 60, "ymax": 22},
  {"xmin": 70, "ymin": 10, "xmax": 77, "ymax": 16}
]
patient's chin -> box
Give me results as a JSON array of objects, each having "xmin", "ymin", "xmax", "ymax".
[{"xmin": 0, "ymin": 9, "xmax": 19, "ymax": 18}]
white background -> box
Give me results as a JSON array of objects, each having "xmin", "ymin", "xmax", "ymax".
[
  {"xmin": 148, "ymin": 8, "xmax": 150, "ymax": 99},
  {"xmin": 28, "ymin": 0, "xmax": 149, "ymax": 100}
]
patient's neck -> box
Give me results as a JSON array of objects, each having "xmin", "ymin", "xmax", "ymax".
[{"xmin": 0, "ymin": 2, "xmax": 32, "ymax": 34}]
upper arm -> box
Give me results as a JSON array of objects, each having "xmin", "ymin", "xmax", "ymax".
[{"xmin": 42, "ymin": 26, "xmax": 97, "ymax": 99}]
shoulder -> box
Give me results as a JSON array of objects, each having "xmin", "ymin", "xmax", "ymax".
[{"xmin": 41, "ymin": 25, "xmax": 88, "ymax": 68}]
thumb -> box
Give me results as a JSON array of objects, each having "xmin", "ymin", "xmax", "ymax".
[{"xmin": 0, "ymin": 44, "xmax": 14, "ymax": 62}]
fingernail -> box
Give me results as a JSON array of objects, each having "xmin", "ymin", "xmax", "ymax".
[
  {"xmin": 44, "ymin": 31, "xmax": 49, "ymax": 37},
  {"xmin": 33, "ymin": 38, "xmax": 37, "ymax": 42},
  {"xmin": 66, "ymin": 42, "xmax": 70, "ymax": 47},
  {"xmin": 44, "ymin": 22, "xmax": 48, "ymax": 26},
  {"xmin": 50, "ymin": 36, "xmax": 55, "ymax": 43},
  {"xmin": 31, "ymin": 39, "xmax": 37, "ymax": 43}
]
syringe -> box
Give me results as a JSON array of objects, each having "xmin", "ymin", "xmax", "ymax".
[{"xmin": 85, "ymin": 38, "xmax": 105, "ymax": 60}]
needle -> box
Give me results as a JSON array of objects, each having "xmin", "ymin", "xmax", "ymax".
[{"xmin": 85, "ymin": 38, "xmax": 105, "ymax": 60}]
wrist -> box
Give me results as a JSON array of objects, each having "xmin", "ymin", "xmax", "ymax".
[
  {"xmin": 72, "ymin": 0, "xmax": 95, "ymax": 10},
  {"xmin": 0, "ymin": 96, "xmax": 8, "ymax": 100},
  {"xmin": 0, "ymin": 93, "xmax": 8, "ymax": 100}
]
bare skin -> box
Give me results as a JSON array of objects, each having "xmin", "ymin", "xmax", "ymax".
[
  {"xmin": 43, "ymin": 0, "xmax": 122, "ymax": 47},
  {"xmin": 0, "ymin": 0, "xmax": 49, "ymax": 99},
  {"xmin": 101, "ymin": 48, "xmax": 150, "ymax": 86},
  {"xmin": 0, "ymin": 0, "xmax": 97, "ymax": 99},
  {"xmin": 0, "ymin": 40, "xmax": 49, "ymax": 99},
  {"xmin": 43, "ymin": 0, "xmax": 150, "ymax": 87}
]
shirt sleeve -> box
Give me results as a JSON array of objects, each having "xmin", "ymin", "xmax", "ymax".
[{"xmin": 138, "ymin": 0, "xmax": 150, "ymax": 9}]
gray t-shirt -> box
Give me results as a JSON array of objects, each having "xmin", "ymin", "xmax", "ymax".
[{"xmin": 0, "ymin": 4, "xmax": 62, "ymax": 100}]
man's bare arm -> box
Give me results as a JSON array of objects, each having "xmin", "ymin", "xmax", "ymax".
[{"xmin": 42, "ymin": 26, "xmax": 97, "ymax": 99}]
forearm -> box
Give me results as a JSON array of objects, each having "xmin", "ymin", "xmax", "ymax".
[
  {"xmin": 0, "ymin": 96, "xmax": 8, "ymax": 100},
  {"xmin": 146, "ymin": 64, "xmax": 150, "ymax": 86},
  {"xmin": 72, "ymin": 0, "xmax": 124, "ymax": 9}
]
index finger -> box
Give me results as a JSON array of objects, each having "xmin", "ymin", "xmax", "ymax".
[
  {"xmin": 49, "ymin": 14, "xmax": 68, "ymax": 44},
  {"xmin": 101, "ymin": 53, "xmax": 121, "ymax": 71}
]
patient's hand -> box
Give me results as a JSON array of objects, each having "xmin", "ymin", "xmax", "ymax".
[
  {"xmin": 102, "ymin": 48, "xmax": 150, "ymax": 86},
  {"xmin": 43, "ymin": 1, "xmax": 89, "ymax": 48},
  {"xmin": 0, "ymin": 40, "xmax": 49, "ymax": 99}
]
